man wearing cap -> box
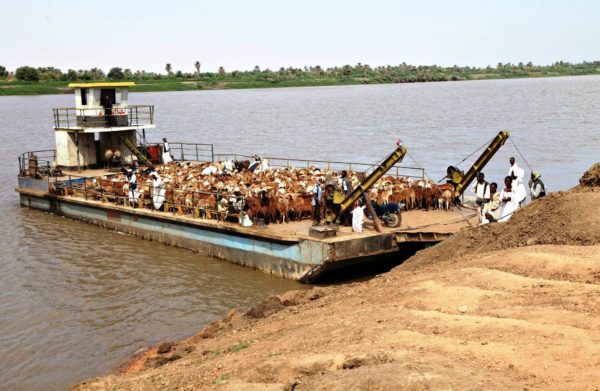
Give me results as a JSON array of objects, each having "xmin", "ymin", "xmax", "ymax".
[{"xmin": 529, "ymin": 171, "xmax": 546, "ymax": 200}]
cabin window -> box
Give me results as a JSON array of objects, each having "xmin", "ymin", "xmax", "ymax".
[{"xmin": 81, "ymin": 89, "xmax": 88, "ymax": 106}]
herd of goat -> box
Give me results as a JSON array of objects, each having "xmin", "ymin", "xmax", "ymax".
[{"xmin": 64, "ymin": 158, "xmax": 456, "ymax": 224}]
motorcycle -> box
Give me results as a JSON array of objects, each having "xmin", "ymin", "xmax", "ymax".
[{"xmin": 367, "ymin": 202, "xmax": 403, "ymax": 228}]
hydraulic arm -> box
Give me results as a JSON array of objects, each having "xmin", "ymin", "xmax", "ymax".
[
  {"xmin": 447, "ymin": 130, "xmax": 510, "ymax": 196},
  {"xmin": 327, "ymin": 144, "xmax": 407, "ymax": 224}
]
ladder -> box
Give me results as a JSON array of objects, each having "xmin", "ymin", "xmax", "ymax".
[{"xmin": 118, "ymin": 134, "xmax": 154, "ymax": 167}]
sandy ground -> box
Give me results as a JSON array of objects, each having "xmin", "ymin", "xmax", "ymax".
[{"xmin": 72, "ymin": 166, "xmax": 600, "ymax": 390}]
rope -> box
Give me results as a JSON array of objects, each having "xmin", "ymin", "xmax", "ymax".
[
  {"xmin": 508, "ymin": 137, "xmax": 534, "ymax": 172},
  {"xmin": 405, "ymin": 150, "xmax": 435, "ymax": 182},
  {"xmin": 453, "ymin": 135, "xmax": 496, "ymax": 168},
  {"xmin": 436, "ymin": 135, "xmax": 497, "ymax": 182}
]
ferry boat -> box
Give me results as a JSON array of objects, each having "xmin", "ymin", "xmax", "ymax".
[{"xmin": 16, "ymin": 82, "xmax": 478, "ymax": 282}]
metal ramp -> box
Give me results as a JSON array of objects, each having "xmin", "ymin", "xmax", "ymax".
[
  {"xmin": 395, "ymin": 231, "xmax": 452, "ymax": 243},
  {"xmin": 118, "ymin": 135, "xmax": 153, "ymax": 167}
]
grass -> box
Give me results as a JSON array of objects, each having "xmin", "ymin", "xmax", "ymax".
[
  {"xmin": 212, "ymin": 373, "xmax": 230, "ymax": 385},
  {"xmin": 227, "ymin": 342, "xmax": 249, "ymax": 353},
  {"xmin": 210, "ymin": 341, "xmax": 250, "ymax": 359}
]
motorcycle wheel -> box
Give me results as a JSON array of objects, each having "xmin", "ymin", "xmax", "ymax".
[{"xmin": 384, "ymin": 212, "xmax": 401, "ymax": 228}]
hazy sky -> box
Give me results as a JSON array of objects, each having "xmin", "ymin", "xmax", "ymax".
[{"xmin": 1, "ymin": 0, "xmax": 599, "ymax": 73}]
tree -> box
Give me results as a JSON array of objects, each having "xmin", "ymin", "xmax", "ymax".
[
  {"xmin": 15, "ymin": 66, "xmax": 40, "ymax": 81},
  {"xmin": 107, "ymin": 67, "xmax": 124, "ymax": 80},
  {"xmin": 65, "ymin": 69, "xmax": 78, "ymax": 81},
  {"xmin": 194, "ymin": 61, "xmax": 201, "ymax": 74},
  {"xmin": 165, "ymin": 63, "xmax": 172, "ymax": 75},
  {"xmin": 37, "ymin": 67, "xmax": 63, "ymax": 80},
  {"xmin": 218, "ymin": 66, "xmax": 226, "ymax": 76},
  {"xmin": 175, "ymin": 70, "xmax": 183, "ymax": 78},
  {"xmin": 89, "ymin": 67, "xmax": 105, "ymax": 80},
  {"xmin": 79, "ymin": 70, "xmax": 92, "ymax": 80},
  {"xmin": 0, "ymin": 65, "xmax": 8, "ymax": 78}
]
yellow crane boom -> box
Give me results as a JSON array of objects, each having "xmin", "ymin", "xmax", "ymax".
[
  {"xmin": 328, "ymin": 144, "xmax": 407, "ymax": 223},
  {"xmin": 447, "ymin": 130, "xmax": 510, "ymax": 196}
]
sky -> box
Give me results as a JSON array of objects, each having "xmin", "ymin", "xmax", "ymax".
[{"xmin": 1, "ymin": 0, "xmax": 599, "ymax": 73}]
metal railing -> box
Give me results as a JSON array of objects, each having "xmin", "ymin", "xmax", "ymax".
[
  {"xmin": 16, "ymin": 148, "xmax": 423, "ymax": 181},
  {"xmin": 213, "ymin": 153, "xmax": 426, "ymax": 180},
  {"xmin": 18, "ymin": 150, "xmax": 56, "ymax": 178},
  {"xmin": 49, "ymin": 173, "xmax": 245, "ymax": 223},
  {"xmin": 165, "ymin": 142, "xmax": 214, "ymax": 162},
  {"xmin": 53, "ymin": 105, "xmax": 154, "ymax": 129}
]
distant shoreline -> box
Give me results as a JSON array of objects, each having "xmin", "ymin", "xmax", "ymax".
[{"xmin": 1, "ymin": 71, "xmax": 600, "ymax": 96}]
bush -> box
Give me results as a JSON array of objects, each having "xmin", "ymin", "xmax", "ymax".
[
  {"xmin": 0, "ymin": 65, "xmax": 9, "ymax": 78},
  {"xmin": 15, "ymin": 66, "xmax": 40, "ymax": 81}
]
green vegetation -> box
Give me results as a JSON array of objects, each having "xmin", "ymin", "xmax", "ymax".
[
  {"xmin": 212, "ymin": 373, "xmax": 230, "ymax": 385},
  {"xmin": 107, "ymin": 67, "xmax": 125, "ymax": 80},
  {"xmin": 227, "ymin": 342, "xmax": 249, "ymax": 353},
  {"xmin": 1, "ymin": 61, "xmax": 599, "ymax": 96},
  {"xmin": 14, "ymin": 66, "xmax": 40, "ymax": 81}
]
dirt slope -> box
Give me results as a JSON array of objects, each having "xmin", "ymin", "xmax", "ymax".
[
  {"xmin": 402, "ymin": 186, "xmax": 600, "ymax": 273},
  {"xmin": 73, "ymin": 170, "xmax": 600, "ymax": 391}
]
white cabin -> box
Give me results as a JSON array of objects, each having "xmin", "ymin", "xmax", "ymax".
[{"xmin": 53, "ymin": 82, "xmax": 155, "ymax": 169}]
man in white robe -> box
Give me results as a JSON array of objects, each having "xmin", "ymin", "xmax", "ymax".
[
  {"xmin": 162, "ymin": 137, "xmax": 173, "ymax": 164},
  {"xmin": 508, "ymin": 157, "xmax": 527, "ymax": 205},
  {"xmin": 352, "ymin": 203, "xmax": 365, "ymax": 233},
  {"xmin": 151, "ymin": 172, "xmax": 165, "ymax": 210},
  {"xmin": 499, "ymin": 176, "xmax": 518, "ymax": 222}
]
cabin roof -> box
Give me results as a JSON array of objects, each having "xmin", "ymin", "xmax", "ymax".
[{"xmin": 68, "ymin": 82, "xmax": 135, "ymax": 88}]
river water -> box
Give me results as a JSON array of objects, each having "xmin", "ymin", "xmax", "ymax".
[{"xmin": 1, "ymin": 76, "xmax": 599, "ymax": 390}]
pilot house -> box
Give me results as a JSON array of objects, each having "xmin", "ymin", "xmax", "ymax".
[{"xmin": 53, "ymin": 82, "xmax": 154, "ymax": 169}]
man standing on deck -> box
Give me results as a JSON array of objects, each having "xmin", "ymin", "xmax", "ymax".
[
  {"xmin": 471, "ymin": 172, "xmax": 490, "ymax": 207},
  {"xmin": 101, "ymin": 95, "xmax": 113, "ymax": 127},
  {"xmin": 340, "ymin": 170, "xmax": 353, "ymax": 225},
  {"xmin": 312, "ymin": 178, "xmax": 324, "ymax": 226},
  {"xmin": 162, "ymin": 137, "xmax": 173, "ymax": 164},
  {"xmin": 508, "ymin": 157, "xmax": 527, "ymax": 206},
  {"xmin": 151, "ymin": 172, "xmax": 165, "ymax": 210},
  {"xmin": 127, "ymin": 169, "xmax": 139, "ymax": 207}
]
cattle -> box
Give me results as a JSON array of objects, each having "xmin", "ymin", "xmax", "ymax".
[{"xmin": 64, "ymin": 157, "xmax": 457, "ymax": 226}]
